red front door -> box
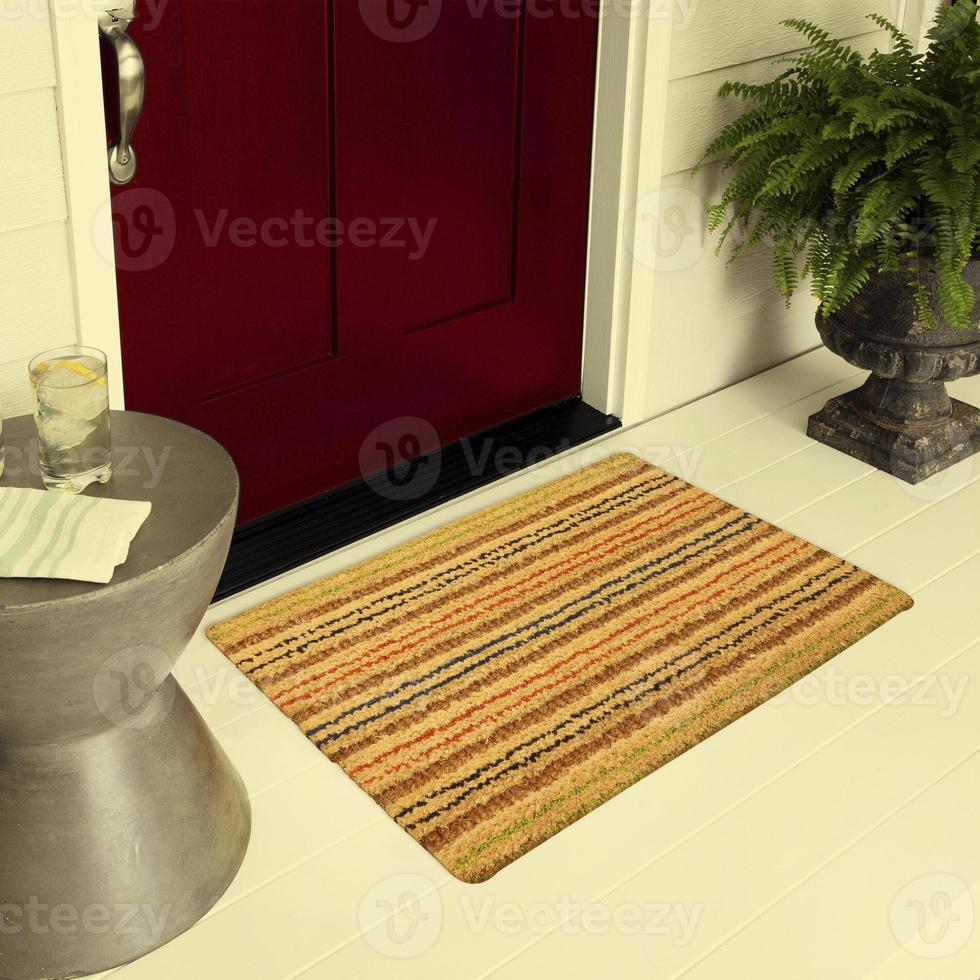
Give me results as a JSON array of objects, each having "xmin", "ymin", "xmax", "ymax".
[{"xmin": 109, "ymin": 0, "xmax": 599, "ymax": 522}]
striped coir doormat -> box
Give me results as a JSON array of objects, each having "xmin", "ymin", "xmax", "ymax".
[{"xmin": 207, "ymin": 453, "xmax": 911, "ymax": 882}]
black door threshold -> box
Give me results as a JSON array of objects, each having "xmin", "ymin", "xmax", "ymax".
[{"xmin": 215, "ymin": 397, "xmax": 620, "ymax": 600}]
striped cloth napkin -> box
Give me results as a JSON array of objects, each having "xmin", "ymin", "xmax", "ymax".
[{"xmin": 0, "ymin": 487, "xmax": 151, "ymax": 584}]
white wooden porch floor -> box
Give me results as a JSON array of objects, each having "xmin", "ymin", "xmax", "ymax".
[{"xmin": 97, "ymin": 348, "xmax": 980, "ymax": 980}]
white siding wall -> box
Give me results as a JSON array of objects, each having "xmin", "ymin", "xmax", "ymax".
[
  {"xmin": 641, "ymin": 0, "xmax": 901, "ymax": 417},
  {"xmin": 0, "ymin": 0, "xmax": 76, "ymax": 418}
]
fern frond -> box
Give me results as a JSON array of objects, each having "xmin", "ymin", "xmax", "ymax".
[
  {"xmin": 696, "ymin": 4, "xmax": 980, "ymax": 328},
  {"xmin": 867, "ymin": 12, "xmax": 913, "ymax": 60},
  {"xmin": 831, "ymin": 145, "xmax": 883, "ymax": 194},
  {"xmin": 773, "ymin": 242, "xmax": 800, "ymax": 300},
  {"xmin": 928, "ymin": 0, "xmax": 979, "ymax": 45},
  {"xmin": 885, "ymin": 128, "xmax": 933, "ymax": 168},
  {"xmin": 948, "ymin": 116, "xmax": 980, "ymax": 172}
]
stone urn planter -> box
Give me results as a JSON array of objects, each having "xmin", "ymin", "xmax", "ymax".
[{"xmin": 808, "ymin": 258, "xmax": 980, "ymax": 483}]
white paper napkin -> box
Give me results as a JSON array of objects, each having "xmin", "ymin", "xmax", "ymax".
[{"xmin": 0, "ymin": 487, "xmax": 151, "ymax": 584}]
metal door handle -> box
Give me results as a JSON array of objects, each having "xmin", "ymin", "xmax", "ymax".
[{"xmin": 99, "ymin": 1, "xmax": 144, "ymax": 185}]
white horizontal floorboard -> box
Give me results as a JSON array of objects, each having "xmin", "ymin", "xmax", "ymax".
[
  {"xmin": 683, "ymin": 739, "xmax": 980, "ymax": 979},
  {"xmin": 101, "ymin": 349, "xmax": 979, "ymax": 979},
  {"xmin": 783, "ymin": 455, "xmax": 980, "ymax": 562},
  {"xmin": 710, "ymin": 441, "xmax": 876, "ymax": 524},
  {"xmin": 658, "ymin": 372, "xmax": 864, "ymax": 491},
  {"xmin": 662, "ymin": 650, "xmax": 980, "ymax": 979},
  {"xmin": 637, "ymin": 345, "xmax": 853, "ymax": 448}
]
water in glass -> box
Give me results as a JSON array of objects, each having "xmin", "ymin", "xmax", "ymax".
[{"xmin": 30, "ymin": 346, "xmax": 111, "ymax": 492}]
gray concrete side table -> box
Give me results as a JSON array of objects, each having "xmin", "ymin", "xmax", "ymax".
[{"xmin": 0, "ymin": 411, "xmax": 251, "ymax": 980}]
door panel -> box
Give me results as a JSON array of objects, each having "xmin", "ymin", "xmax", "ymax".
[
  {"xmin": 111, "ymin": 0, "xmax": 599, "ymax": 522},
  {"xmin": 187, "ymin": 1, "xmax": 334, "ymax": 394},
  {"xmin": 335, "ymin": 1, "xmax": 521, "ymax": 343}
]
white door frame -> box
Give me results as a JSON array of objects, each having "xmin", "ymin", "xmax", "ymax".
[
  {"xmin": 50, "ymin": 0, "xmax": 125, "ymax": 408},
  {"xmin": 581, "ymin": 0, "xmax": 674, "ymax": 425},
  {"xmin": 48, "ymin": 0, "xmax": 675, "ymax": 424}
]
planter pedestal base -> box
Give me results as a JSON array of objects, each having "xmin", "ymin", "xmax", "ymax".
[
  {"xmin": 808, "ymin": 383, "xmax": 980, "ymax": 484},
  {"xmin": 808, "ymin": 264, "xmax": 980, "ymax": 482}
]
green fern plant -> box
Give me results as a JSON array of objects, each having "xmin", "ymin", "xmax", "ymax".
[{"xmin": 698, "ymin": 0, "xmax": 980, "ymax": 329}]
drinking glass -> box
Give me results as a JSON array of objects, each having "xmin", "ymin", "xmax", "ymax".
[{"xmin": 29, "ymin": 345, "xmax": 112, "ymax": 492}]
